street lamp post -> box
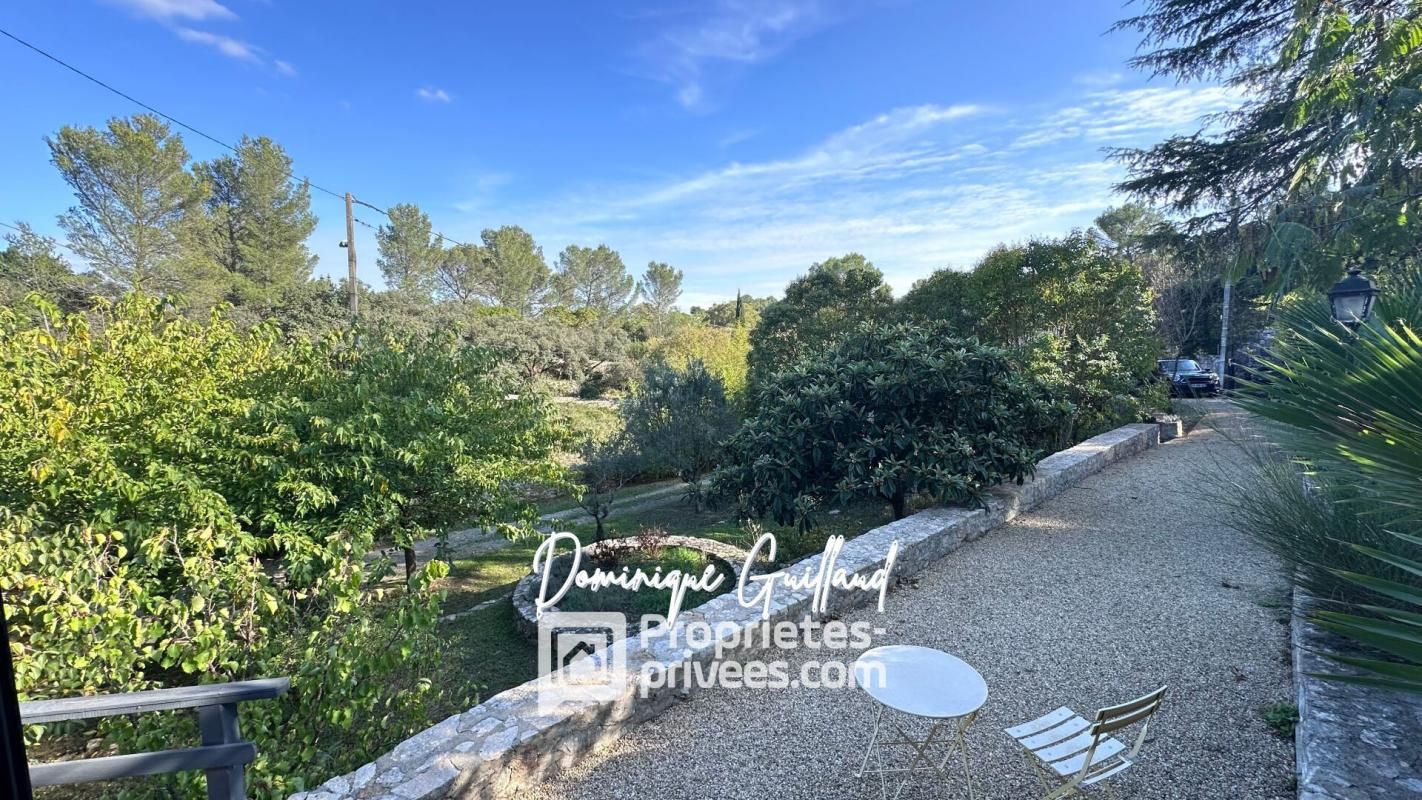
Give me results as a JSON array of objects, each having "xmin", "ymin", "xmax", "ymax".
[{"xmin": 1328, "ymin": 260, "xmax": 1382, "ymax": 328}]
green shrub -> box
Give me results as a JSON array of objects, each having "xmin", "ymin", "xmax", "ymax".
[
  {"xmin": 902, "ymin": 232, "xmax": 1166, "ymax": 443},
  {"xmin": 0, "ymin": 293, "xmax": 565, "ymax": 797},
  {"xmin": 714, "ymin": 322, "xmax": 1069, "ymax": 529},
  {"xmin": 648, "ymin": 318, "xmax": 753, "ymax": 399},
  {"xmin": 745, "ymin": 254, "xmax": 893, "ymax": 395}
]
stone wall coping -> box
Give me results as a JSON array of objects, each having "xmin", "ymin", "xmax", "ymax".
[
  {"xmin": 1292, "ymin": 590, "xmax": 1422, "ymax": 799},
  {"xmin": 293, "ymin": 422, "xmax": 1161, "ymax": 800}
]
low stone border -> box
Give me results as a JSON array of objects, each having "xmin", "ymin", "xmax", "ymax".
[
  {"xmin": 511, "ymin": 534, "xmax": 751, "ymax": 639},
  {"xmin": 1153, "ymin": 413, "xmax": 1184, "ymax": 442},
  {"xmin": 1292, "ymin": 591, "xmax": 1422, "ymax": 799},
  {"xmin": 293, "ymin": 422, "xmax": 1161, "ymax": 800}
]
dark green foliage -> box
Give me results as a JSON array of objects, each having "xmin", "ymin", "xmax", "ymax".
[
  {"xmin": 621, "ymin": 361, "xmax": 739, "ymax": 510},
  {"xmin": 1259, "ymin": 702, "xmax": 1299, "ymax": 738},
  {"xmin": 465, "ymin": 313, "xmax": 631, "ymax": 384},
  {"xmin": 0, "ymin": 223, "xmax": 106, "ymax": 313},
  {"xmin": 715, "ymin": 322, "xmax": 1068, "ymax": 529},
  {"xmin": 692, "ymin": 294, "xmax": 774, "ymax": 327},
  {"xmin": 376, "ymin": 203, "xmax": 441, "ymax": 299},
  {"xmin": 555, "ymin": 244, "xmax": 635, "ymax": 313},
  {"xmin": 1114, "ymin": 1, "xmax": 1422, "ymax": 290},
  {"xmin": 197, "ymin": 136, "xmax": 318, "ymax": 312},
  {"xmin": 898, "ymin": 268, "xmax": 976, "ymax": 332},
  {"xmin": 903, "ymin": 233, "xmax": 1165, "ymax": 442},
  {"xmin": 480, "ymin": 225, "xmax": 554, "ymax": 312},
  {"xmin": 746, "ymin": 253, "xmax": 893, "ymax": 393},
  {"xmin": 637, "ymin": 261, "xmax": 683, "ymax": 336},
  {"xmin": 47, "ymin": 114, "xmax": 210, "ymax": 297}
]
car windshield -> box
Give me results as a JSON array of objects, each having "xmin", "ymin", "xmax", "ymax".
[{"xmin": 1161, "ymin": 359, "xmax": 1202, "ymax": 373}]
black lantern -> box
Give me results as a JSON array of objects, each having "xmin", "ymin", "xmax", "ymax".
[{"xmin": 1328, "ymin": 261, "xmax": 1381, "ymax": 328}]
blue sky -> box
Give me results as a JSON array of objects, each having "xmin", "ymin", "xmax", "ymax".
[{"xmin": 0, "ymin": 0, "xmax": 1239, "ymax": 308}]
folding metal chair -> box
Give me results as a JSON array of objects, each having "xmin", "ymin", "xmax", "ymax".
[{"xmin": 1004, "ymin": 685, "xmax": 1167, "ymax": 799}]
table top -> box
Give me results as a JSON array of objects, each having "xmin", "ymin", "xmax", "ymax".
[{"xmin": 853, "ymin": 645, "xmax": 987, "ymax": 719}]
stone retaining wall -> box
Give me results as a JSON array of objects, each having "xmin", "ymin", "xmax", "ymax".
[
  {"xmin": 292, "ymin": 422, "xmax": 1161, "ymax": 800},
  {"xmin": 1292, "ymin": 591, "xmax": 1422, "ymax": 799}
]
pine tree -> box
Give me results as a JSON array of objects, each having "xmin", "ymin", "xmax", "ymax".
[
  {"xmin": 376, "ymin": 203, "xmax": 441, "ymax": 298},
  {"xmin": 637, "ymin": 261, "xmax": 683, "ymax": 331},
  {"xmin": 481, "ymin": 225, "xmax": 552, "ymax": 312},
  {"xmin": 47, "ymin": 114, "xmax": 209, "ymax": 295},
  {"xmin": 198, "ymin": 136, "xmax": 318, "ymax": 310},
  {"xmin": 555, "ymin": 243, "xmax": 634, "ymax": 313}
]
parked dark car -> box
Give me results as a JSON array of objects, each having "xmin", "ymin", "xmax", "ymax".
[{"xmin": 1157, "ymin": 358, "xmax": 1219, "ymax": 397}]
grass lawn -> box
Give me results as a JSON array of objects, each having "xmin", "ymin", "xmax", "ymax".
[{"xmin": 427, "ymin": 603, "xmax": 539, "ymax": 721}]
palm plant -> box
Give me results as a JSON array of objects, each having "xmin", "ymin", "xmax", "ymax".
[{"xmin": 1235, "ymin": 267, "xmax": 1422, "ymax": 693}]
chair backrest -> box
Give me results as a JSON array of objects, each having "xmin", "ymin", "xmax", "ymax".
[{"xmin": 1091, "ymin": 685, "xmax": 1167, "ymax": 759}]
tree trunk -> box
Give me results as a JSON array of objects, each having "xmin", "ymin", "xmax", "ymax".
[
  {"xmin": 890, "ymin": 492, "xmax": 907, "ymax": 520},
  {"xmin": 594, "ymin": 515, "xmax": 605, "ymax": 543},
  {"xmin": 403, "ymin": 546, "xmax": 417, "ymax": 583}
]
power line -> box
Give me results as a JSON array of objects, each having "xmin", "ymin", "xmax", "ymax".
[{"xmin": 0, "ymin": 26, "xmax": 470, "ymax": 248}]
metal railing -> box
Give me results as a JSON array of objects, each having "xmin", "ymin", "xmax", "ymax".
[{"xmin": 19, "ymin": 678, "xmax": 289, "ymax": 800}]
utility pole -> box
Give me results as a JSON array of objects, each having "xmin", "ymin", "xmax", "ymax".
[
  {"xmin": 1217, "ymin": 277, "xmax": 1232, "ymax": 383},
  {"xmin": 344, "ymin": 192, "xmax": 359, "ymax": 316},
  {"xmin": 1218, "ymin": 202, "xmax": 1240, "ymax": 387}
]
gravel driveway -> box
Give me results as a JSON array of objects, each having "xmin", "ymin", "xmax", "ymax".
[{"xmin": 529, "ymin": 414, "xmax": 1296, "ymax": 799}]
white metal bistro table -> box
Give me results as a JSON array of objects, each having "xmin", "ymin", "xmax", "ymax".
[{"xmin": 854, "ymin": 645, "xmax": 988, "ymax": 800}]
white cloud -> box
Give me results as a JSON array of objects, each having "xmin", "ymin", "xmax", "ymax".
[
  {"xmin": 107, "ymin": 0, "xmax": 296, "ymax": 75},
  {"xmin": 1072, "ymin": 70, "xmax": 1125, "ymax": 88},
  {"xmin": 416, "ymin": 87, "xmax": 454, "ymax": 104},
  {"xmin": 470, "ymin": 85, "xmax": 1242, "ymax": 305},
  {"xmin": 634, "ymin": 0, "xmax": 842, "ymax": 109},
  {"xmin": 105, "ymin": 0, "xmax": 236, "ymax": 22},
  {"xmin": 718, "ymin": 129, "xmax": 759, "ymax": 148},
  {"xmin": 175, "ymin": 27, "xmax": 261, "ymax": 62},
  {"xmin": 1010, "ymin": 86, "xmax": 1246, "ymax": 149}
]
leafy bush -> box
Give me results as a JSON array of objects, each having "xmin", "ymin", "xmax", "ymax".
[
  {"xmin": 467, "ymin": 312, "xmax": 629, "ymax": 385},
  {"xmin": 1021, "ymin": 332, "xmax": 1166, "ymax": 448},
  {"xmin": 576, "ymin": 361, "xmax": 635, "ymax": 399},
  {"xmin": 0, "ymin": 294, "xmax": 565, "ymax": 797},
  {"xmin": 621, "ymin": 361, "xmax": 739, "ymax": 510},
  {"xmin": 714, "ymin": 322, "xmax": 1068, "ymax": 529},
  {"xmin": 902, "ymin": 233, "xmax": 1165, "ymax": 442}
]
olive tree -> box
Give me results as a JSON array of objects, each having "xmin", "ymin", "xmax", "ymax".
[
  {"xmin": 621, "ymin": 360, "xmax": 738, "ymax": 510},
  {"xmin": 574, "ymin": 432, "xmax": 642, "ymax": 542}
]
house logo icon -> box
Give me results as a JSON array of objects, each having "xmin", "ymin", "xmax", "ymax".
[
  {"xmin": 537, "ymin": 612, "xmax": 627, "ymax": 714},
  {"xmin": 561, "ymin": 638, "xmax": 599, "ymax": 666}
]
